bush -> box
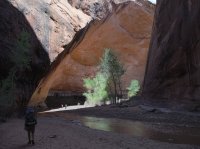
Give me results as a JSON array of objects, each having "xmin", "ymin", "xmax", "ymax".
[
  {"xmin": 83, "ymin": 73, "xmax": 108, "ymax": 105},
  {"xmin": 127, "ymin": 80, "xmax": 140, "ymax": 98}
]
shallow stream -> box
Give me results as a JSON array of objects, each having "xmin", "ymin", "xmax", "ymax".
[{"xmin": 44, "ymin": 112, "xmax": 200, "ymax": 145}]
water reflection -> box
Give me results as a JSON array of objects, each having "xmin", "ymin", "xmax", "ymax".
[
  {"xmin": 82, "ymin": 117, "xmax": 148, "ymax": 137},
  {"xmin": 77, "ymin": 116, "xmax": 200, "ymax": 145},
  {"xmin": 84, "ymin": 117, "xmax": 112, "ymax": 131},
  {"xmin": 43, "ymin": 112, "xmax": 200, "ymax": 145}
]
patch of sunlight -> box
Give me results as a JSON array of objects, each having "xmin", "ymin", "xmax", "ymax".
[
  {"xmin": 148, "ymin": 0, "xmax": 156, "ymax": 4},
  {"xmin": 39, "ymin": 104, "xmax": 94, "ymax": 114}
]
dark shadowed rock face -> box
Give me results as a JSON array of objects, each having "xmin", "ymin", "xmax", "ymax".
[
  {"xmin": 0, "ymin": 0, "xmax": 50, "ymax": 104},
  {"xmin": 143, "ymin": 0, "xmax": 200, "ymax": 103}
]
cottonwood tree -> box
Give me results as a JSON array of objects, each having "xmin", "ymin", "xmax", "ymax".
[
  {"xmin": 100, "ymin": 49, "xmax": 125, "ymax": 104},
  {"xmin": 83, "ymin": 48, "xmax": 125, "ymax": 105}
]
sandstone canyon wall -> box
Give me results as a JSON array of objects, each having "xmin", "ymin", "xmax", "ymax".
[
  {"xmin": 0, "ymin": 0, "xmax": 50, "ymax": 105},
  {"xmin": 9, "ymin": 0, "xmax": 147, "ymax": 61},
  {"xmin": 143, "ymin": 0, "xmax": 200, "ymax": 103},
  {"xmin": 9, "ymin": 0, "xmax": 91, "ymax": 61},
  {"xmin": 68, "ymin": 0, "xmax": 154, "ymax": 19},
  {"xmin": 29, "ymin": 1, "xmax": 154, "ymax": 105}
]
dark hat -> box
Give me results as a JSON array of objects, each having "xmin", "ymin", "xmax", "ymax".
[{"xmin": 26, "ymin": 107, "xmax": 34, "ymax": 114}]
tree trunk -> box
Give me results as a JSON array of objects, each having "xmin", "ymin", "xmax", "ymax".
[{"xmin": 111, "ymin": 73, "xmax": 117, "ymax": 104}]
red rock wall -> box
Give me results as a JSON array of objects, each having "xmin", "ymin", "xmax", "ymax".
[
  {"xmin": 10, "ymin": 0, "xmax": 91, "ymax": 61},
  {"xmin": 29, "ymin": 1, "xmax": 154, "ymax": 105},
  {"xmin": 10, "ymin": 0, "xmax": 143, "ymax": 62}
]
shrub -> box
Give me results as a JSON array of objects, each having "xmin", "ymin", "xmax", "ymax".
[
  {"xmin": 127, "ymin": 80, "xmax": 140, "ymax": 98},
  {"xmin": 83, "ymin": 73, "xmax": 108, "ymax": 105}
]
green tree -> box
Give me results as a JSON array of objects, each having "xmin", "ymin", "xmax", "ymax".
[
  {"xmin": 127, "ymin": 80, "xmax": 140, "ymax": 98},
  {"xmin": 83, "ymin": 73, "xmax": 108, "ymax": 105},
  {"xmin": 83, "ymin": 49, "xmax": 125, "ymax": 105},
  {"xmin": 100, "ymin": 49, "xmax": 125, "ymax": 104}
]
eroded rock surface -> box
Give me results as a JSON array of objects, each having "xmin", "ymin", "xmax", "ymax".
[
  {"xmin": 68, "ymin": 0, "xmax": 147, "ymax": 19},
  {"xmin": 8, "ymin": 0, "xmax": 154, "ymax": 61},
  {"xmin": 143, "ymin": 0, "xmax": 200, "ymax": 103},
  {"xmin": 9, "ymin": 0, "xmax": 91, "ymax": 61},
  {"xmin": 29, "ymin": 1, "xmax": 154, "ymax": 105}
]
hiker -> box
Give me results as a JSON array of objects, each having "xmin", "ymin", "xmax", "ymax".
[{"xmin": 24, "ymin": 107, "xmax": 37, "ymax": 145}]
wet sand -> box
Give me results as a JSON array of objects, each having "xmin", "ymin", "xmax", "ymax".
[{"xmin": 0, "ymin": 112, "xmax": 200, "ymax": 149}]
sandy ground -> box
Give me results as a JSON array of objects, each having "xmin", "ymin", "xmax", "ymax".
[
  {"xmin": 0, "ymin": 114, "xmax": 200, "ymax": 149},
  {"xmin": 62, "ymin": 104, "xmax": 200, "ymax": 127},
  {"xmin": 1, "ymin": 100, "xmax": 200, "ymax": 149}
]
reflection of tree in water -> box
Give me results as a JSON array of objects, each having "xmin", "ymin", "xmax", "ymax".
[
  {"xmin": 83, "ymin": 117, "xmax": 112, "ymax": 131},
  {"xmin": 82, "ymin": 117, "xmax": 148, "ymax": 137}
]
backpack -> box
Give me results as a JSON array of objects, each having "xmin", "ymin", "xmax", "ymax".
[{"xmin": 25, "ymin": 110, "xmax": 37, "ymax": 126}]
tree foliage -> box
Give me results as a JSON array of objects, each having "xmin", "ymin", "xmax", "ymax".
[
  {"xmin": 100, "ymin": 49, "xmax": 125, "ymax": 103},
  {"xmin": 83, "ymin": 73, "xmax": 108, "ymax": 105},
  {"xmin": 100, "ymin": 49, "xmax": 125, "ymax": 78},
  {"xmin": 127, "ymin": 80, "xmax": 140, "ymax": 98},
  {"xmin": 83, "ymin": 48, "xmax": 125, "ymax": 105}
]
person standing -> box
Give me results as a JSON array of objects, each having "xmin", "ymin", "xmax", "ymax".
[{"xmin": 24, "ymin": 107, "xmax": 37, "ymax": 145}]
